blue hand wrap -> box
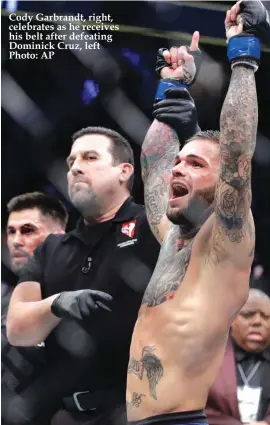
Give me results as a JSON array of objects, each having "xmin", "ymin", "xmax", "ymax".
[
  {"xmin": 155, "ymin": 80, "xmax": 187, "ymax": 101},
  {"xmin": 227, "ymin": 36, "xmax": 260, "ymax": 62}
]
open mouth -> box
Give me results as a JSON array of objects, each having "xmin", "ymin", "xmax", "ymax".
[
  {"xmin": 248, "ymin": 332, "xmax": 263, "ymax": 340},
  {"xmin": 171, "ymin": 184, "xmax": 189, "ymax": 199}
]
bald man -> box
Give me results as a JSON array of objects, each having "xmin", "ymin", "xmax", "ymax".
[
  {"xmin": 232, "ymin": 289, "xmax": 270, "ymax": 355},
  {"xmin": 206, "ymin": 289, "xmax": 270, "ymax": 425}
]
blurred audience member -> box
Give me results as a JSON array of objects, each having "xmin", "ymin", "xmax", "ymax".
[
  {"xmin": 2, "ymin": 192, "xmax": 68, "ymax": 425},
  {"xmin": 251, "ymin": 268, "xmax": 270, "ymax": 299},
  {"xmin": 7, "ymin": 127, "xmax": 161, "ymax": 425},
  {"xmin": 206, "ymin": 289, "xmax": 270, "ymax": 425}
]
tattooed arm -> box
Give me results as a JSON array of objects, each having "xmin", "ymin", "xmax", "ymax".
[
  {"xmin": 141, "ymin": 121, "xmax": 179, "ymax": 244},
  {"xmin": 141, "ymin": 34, "xmax": 200, "ymax": 244},
  {"xmin": 211, "ymin": 64, "xmax": 257, "ymax": 267}
]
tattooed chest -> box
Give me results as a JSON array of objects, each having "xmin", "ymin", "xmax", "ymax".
[{"xmin": 142, "ymin": 234, "xmax": 193, "ymax": 307}]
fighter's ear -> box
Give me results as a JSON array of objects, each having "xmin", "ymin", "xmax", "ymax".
[{"xmin": 119, "ymin": 163, "xmax": 134, "ymax": 184}]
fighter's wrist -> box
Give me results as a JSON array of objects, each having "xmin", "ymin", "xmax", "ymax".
[
  {"xmin": 155, "ymin": 80, "xmax": 188, "ymax": 101},
  {"xmin": 231, "ymin": 58, "xmax": 258, "ymax": 72},
  {"xmin": 227, "ymin": 35, "xmax": 260, "ymax": 71}
]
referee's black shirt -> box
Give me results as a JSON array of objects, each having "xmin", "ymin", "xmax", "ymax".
[{"xmin": 18, "ymin": 197, "xmax": 160, "ymax": 400}]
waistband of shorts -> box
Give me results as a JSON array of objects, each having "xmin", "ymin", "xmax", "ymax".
[{"xmin": 128, "ymin": 409, "xmax": 207, "ymax": 425}]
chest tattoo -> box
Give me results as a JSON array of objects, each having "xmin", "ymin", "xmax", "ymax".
[{"xmin": 142, "ymin": 227, "xmax": 193, "ymax": 307}]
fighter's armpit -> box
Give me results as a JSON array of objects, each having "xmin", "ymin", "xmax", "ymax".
[{"xmin": 211, "ymin": 208, "xmax": 255, "ymax": 265}]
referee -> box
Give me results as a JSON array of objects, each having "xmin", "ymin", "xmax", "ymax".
[{"xmin": 7, "ymin": 127, "xmax": 160, "ymax": 425}]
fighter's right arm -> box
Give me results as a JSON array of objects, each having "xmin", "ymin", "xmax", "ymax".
[
  {"xmin": 141, "ymin": 121, "xmax": 179, "ymax": 244},
  {"xmin": 7, "ymin": 282, "xmax": 61, "ymax": 347},
  {"xmin": 142, "ymin": 33, "xmax": 201, "ymax": 244},
  {"xmin": 7, "ymin": 242, "xmax": 61, "ymax": 346}
]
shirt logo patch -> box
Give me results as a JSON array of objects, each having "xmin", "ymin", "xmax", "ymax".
[
  {"xmin": 121, "ymin": 220, "xmax": 136, "ymax": 238},
  {"xmin": 117, "ymin": 239, "xmax": 138, "ymax": 248}
]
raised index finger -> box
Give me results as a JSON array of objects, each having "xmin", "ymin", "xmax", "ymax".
[{"xmin": 189, "ymin": 31, "xmax": 200, "ymax": 51}]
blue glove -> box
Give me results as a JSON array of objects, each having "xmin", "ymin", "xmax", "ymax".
[{"xmin": 228, "ymin": 0, "xmax": 270, "ymax": 70}]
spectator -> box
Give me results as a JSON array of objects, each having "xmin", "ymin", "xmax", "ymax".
[
  {"xmin": 2, "ymin": 192, "xmax": 68, "ymax": 425},
  {"xmin": 206, "ymin": 289, "xmax": 270, "ymax": 425},
  {"xmin": 7, "ymin": 127, "xmax": 160, "ymax": 425}
]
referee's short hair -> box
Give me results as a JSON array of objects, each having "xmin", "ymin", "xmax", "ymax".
[{"xmin": 72, "ymin": 126, "xmax": 135, "ymax": 192}]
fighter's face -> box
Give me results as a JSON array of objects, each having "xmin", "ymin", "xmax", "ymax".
[
  {"xmin": 7, "ymin": 208, "xmax": 52, "ymax": 274},
  {"xmin": 67, "ymin": 135, "xmax": 128, "ymax": 218},
  {"xmin": 167, "ymin": 139, "xmax": 220, "ymax": 225},
  {"xmin": 231, "ymin": 297, "xmax": 270, "ymax": 353}
]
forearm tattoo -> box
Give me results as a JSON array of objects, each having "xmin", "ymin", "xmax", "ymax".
[
  {"xmin": 128, "ymin": 346, "xmax": 163, "ymax": 400},
  {"xmin": 141, "ymin": 121, "xmax": 179, "ymax": 242},
  {"xmin": 215, "ymin": 65, "xmax": 257, "ymax": 249}
]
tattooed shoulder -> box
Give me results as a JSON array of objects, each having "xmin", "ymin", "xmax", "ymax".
[{"xmin": 142, "ymin": 226, "xmax": 193, "ymax": 307}]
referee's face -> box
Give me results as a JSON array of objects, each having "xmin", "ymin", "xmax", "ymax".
[{"xmin": 67, "ymin": 134, "xmax": 127, "ymax": 217}]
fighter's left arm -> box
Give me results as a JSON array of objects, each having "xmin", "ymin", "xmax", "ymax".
[
  {"xmin": 210, "ymin": 1, "xmax": 261, "ymax": 267},
  {"xmin": 211, "ymin": 64, "xmax": 256, "ymax": 267}
]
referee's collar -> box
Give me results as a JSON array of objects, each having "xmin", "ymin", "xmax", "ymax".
[
  {"xmin": 62, "ymin": 196, "xmax": 143, "ymax": 243},
  {"xmin": 111, "ymin": 196, "xmax": 144, "ymax": 222}
]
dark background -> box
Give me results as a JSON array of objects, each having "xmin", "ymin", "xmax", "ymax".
[{"xmin": 2, "ymin": 1, "xmax": 270, "ymax": 290}]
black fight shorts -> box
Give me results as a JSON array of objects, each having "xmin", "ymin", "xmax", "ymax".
[{"xmin": 128, "ymin": 409, "xmax": 208, "ymax": 425}]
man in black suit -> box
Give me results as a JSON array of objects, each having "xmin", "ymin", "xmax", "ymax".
[{"xmin": 206, "ymin": 288, "xmax": 270, "ymax": 425}]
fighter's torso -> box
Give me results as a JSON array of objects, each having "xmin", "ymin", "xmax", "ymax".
[{"xmin": 127, "ymin": 217, "xmax": 249, "ymax": 421}]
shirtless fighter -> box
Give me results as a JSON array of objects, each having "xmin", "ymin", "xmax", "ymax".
[{"xmin": 126, "ymin": 1, "xmax": 270, "ymax": 424}]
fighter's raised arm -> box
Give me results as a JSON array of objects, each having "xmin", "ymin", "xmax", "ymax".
[
  {"xmin": 141, "ymin": 32, "xmax": 201, "ymax": 244},
  {"xmin": 211, "ymin": 0, "xmax": 269, "ymax": 267},
  {"xmin": 127, "ymin": 3, "xmax": 270, "ymax": 424}
]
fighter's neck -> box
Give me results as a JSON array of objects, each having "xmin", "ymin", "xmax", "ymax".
[
  {"xmin": 177, "ymin": 202, "xmax": 215, "ymax": 243},
  {"xmin": 178, "ymin": 223, "xmax": 199, "ymax": 240}
]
